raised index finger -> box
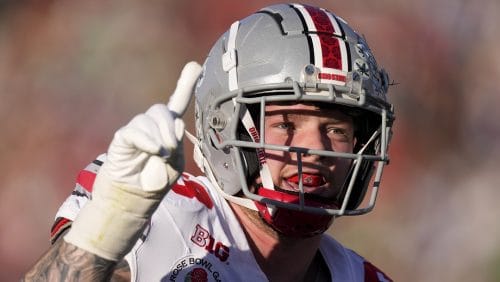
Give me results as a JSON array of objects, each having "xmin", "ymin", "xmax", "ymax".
[{"xmin": 167, "ymin": 61, "xmax": 202, "ymax": 117}]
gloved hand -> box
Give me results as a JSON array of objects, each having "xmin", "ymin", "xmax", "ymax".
[{"xmin": 64, "ymin": 62, "xmax": 202, "ymax": 261}]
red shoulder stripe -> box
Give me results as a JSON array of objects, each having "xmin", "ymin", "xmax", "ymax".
[
  {"xmin": 172, "ymin": 176, "xmax": 213, "ymax": 209},
  {"xmin": 76, "ymin": 169, "xmax": 97, "ymax": 193}
]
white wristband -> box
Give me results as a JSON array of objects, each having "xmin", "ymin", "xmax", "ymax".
[{"xmin": 64, "ymin": 170, "xmax": 165, "ymax": 261}]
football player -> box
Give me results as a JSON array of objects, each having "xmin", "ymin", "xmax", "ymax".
[{"xmin": 24, "ymin": 3, "xmax": 395, "ymax": 281}]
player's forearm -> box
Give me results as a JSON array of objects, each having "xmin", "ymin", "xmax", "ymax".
[{"xmin": 23, "ymin": 239, "xmax": 117, "ymax": 282}]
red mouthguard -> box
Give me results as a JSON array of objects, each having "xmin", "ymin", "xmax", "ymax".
[{"xmin": 287, "ymin": 174, "xmax": 325, "ymax": 186}]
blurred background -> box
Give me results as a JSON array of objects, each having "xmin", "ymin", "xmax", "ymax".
[{"xmin": 1, "ymin": 0, "xmax": 499, "ymax": 281}]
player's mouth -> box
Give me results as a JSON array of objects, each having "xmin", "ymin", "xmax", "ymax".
[{"xmin": 282, "ymin": 173, "xmax": 329, "ymax": 195}]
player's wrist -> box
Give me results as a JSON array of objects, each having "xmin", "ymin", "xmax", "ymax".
[
  {"xmin": 64, "ymin": 171, "xmax": 165, "ymax": 261},
  {"xmin": 64, "ymin": 202, "xmax": 146, "ymax": 261}
]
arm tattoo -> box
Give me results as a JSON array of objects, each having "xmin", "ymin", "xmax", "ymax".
[{"xmin": 23, "ymin": 233, "xmax": 131, "ymax": 282}]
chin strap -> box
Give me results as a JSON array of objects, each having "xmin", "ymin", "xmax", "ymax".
[
  {"xmin": 254, "ymin": 187, "xmax": 335, "ymax": 237},
  {"xmin": 239, "ymin": 104, "xmax": 276, "ymax": 216},
  {"xmin": 239, "ymin": 108, "xmax": 274, "ymax": 189}
]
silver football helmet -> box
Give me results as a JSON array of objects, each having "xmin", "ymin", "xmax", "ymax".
[{"xmin": 191, "ymin": 3, "xmax": 394, "ymax": 237}]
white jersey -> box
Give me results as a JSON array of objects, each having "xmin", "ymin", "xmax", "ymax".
[{"xmin": 52, "ymin": 156, "xmax": 392, "ymax": 282}]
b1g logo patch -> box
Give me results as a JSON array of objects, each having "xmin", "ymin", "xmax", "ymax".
[
  {"xmin": 165, "ymin": 256, "xmax": 224, "ymax": 282},
  {"xmin": 191, "ymin": 224, "xmax": 230, "ymax": 262}
]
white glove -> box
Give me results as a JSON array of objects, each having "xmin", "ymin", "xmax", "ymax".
[{"xmin": 64, "ymin": 62, "xmax": 202, "ymax": 261}]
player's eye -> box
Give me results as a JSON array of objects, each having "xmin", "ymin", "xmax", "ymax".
[
  {"xmin": 327, "ymin": 127, "xmax": 351, "ymax": 142},
  {"xmin": 276, "ymin": 122, "xmax": 294, "ymax": 130}
]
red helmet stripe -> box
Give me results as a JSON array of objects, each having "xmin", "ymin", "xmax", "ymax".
[
  {"xmin": 303, "ymin": 5, "xmax": 336, "ymax": 34},
  {"xmin": 293, "ymin": 4, "xmax": 348, "ymax": 84}
]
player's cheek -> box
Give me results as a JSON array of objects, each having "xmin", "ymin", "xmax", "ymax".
[{"xmin": 263, "ymin": 152, "xmax": 285, "ymax": 181}]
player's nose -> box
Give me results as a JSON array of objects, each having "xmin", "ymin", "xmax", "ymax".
[{"xmin": 294, "ymin": 128, "xmax": 330, "ymax": 158}]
